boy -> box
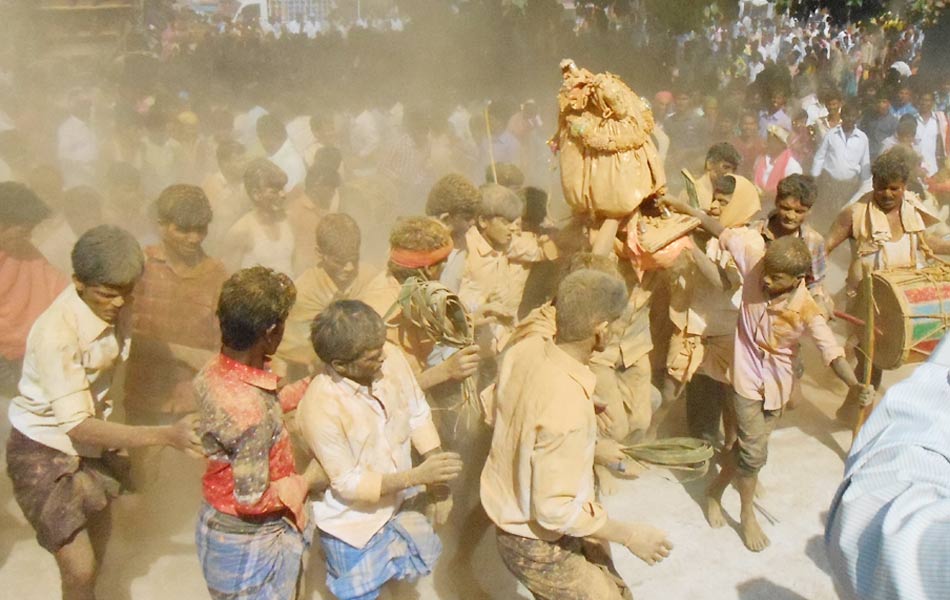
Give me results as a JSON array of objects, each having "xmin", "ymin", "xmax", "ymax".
[
  {"xmin": 223, "ymin": 158, "xmax": 296, "ymax": 275},
  {"xmin": 752, "ymin": 174, "xmax": 830, "ymax": 313},
  {"xmin": 425, "ymin": 173, "xmax": 480, "ymax": 293},
  {"xmin": 6, "ymin": 225, "xmax": 201, "ymax": 600},
  {"xmin": 653, "ymin": 174, "xmax": 760, "ymax": 443},
  {"xmin": 297, "ymin": 300, "xmax": 463, "ymax": 600},
  {"xmin": 459, "ymin": 184, "xmax": 531, "ymax": 352},
  {"xmin": 276, "ymin": 213, "xmax": 374, "ymax": 376},
  {"xmin": 194, "ymin": 266, "xmax": 327, "ymax": 600},
  {"xmin": 664, "ymin": 199, "xmax": 872, "ymax": 552},
  {"xmin": 481, "ymin": 269, "xmax": 673, "ymax": 598},
  {"xmin": 359, "ymin": 216, "xmax": 479, "ymax": 391},
  {"xmin": 125, "ymin": 184, "xmax": 228, "ymax": 426}
]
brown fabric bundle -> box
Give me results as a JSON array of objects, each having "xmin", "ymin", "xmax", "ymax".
[{"xmin": 555, "ymin": 59, "xmax": 667, "ymax": 220}]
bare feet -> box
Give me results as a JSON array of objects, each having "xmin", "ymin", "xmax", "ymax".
[
  {"xmin": 740, "ymin": 513, "xmax": 770, "ymax": 552},
  {"xmin": 704, "ymin": 492, "xmax": 726, "ymax": 529},
  {"xmin": 621, "ymin": 523, "xmax": 674, "ymax": 566}
]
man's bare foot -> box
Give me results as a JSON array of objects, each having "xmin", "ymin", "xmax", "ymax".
[
  {"xmin": 622, "ymin": 523, "xmax": 674, "ymax": 565},
  {"xmin": 704, "ymin": 493, "xmax": 726, "ymax": 528},
  {"xmin": 740, "ymin": 514, "xmax": 770, "ymax": 552}
]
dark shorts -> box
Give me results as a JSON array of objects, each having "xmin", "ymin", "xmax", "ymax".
[
  {"xmin": 5, "ymin": 427, "xmax": 125, "ymax": 552},
  {"xmin": 734, "ymin": 393, "xmax": 781, "ymax": 476},
  {"xmin": 495, "ymin": 528, "xmax": 632, "ymax": 600}
]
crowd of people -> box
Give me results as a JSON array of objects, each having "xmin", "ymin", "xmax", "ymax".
[{"xmin": 3, "ymin": 1, "xmax": 950, "ymax": 599}]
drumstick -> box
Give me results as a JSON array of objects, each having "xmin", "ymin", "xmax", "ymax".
[
  {"xmin": 484, "ymin": 105, "xmax": 498, "ymax": 184},
  {"xmin": 852, "ymin": 265, "xmax": 875, "ymax": 441}
]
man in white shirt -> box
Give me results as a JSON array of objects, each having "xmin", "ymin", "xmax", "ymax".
[
  {"xmin": 257, "ymin": 114, "xmax": 307, "ymax": 195},
  {"xmin": 297, "ymin": 300, "xmax": 462, "ymax": 600},
  {"xmin": 915, "ymin": 91, "xmax": 941, "ymax": 176},
  {"xmin": 6, "ymin": 225, "xmax": 200, "ymax": 600},
  {"xmin": 811, "ymin": 103, "xmax": 870, "ymax": 220},
  {"xmin": 57, "ymin": 91, "xmax": 99, "ymax": 188}
]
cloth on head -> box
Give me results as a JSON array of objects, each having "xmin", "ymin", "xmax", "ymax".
[
  {"xmin": 319, "ymin": 511, "xmax": 441, "ymax": 600},
  {"xmin": 195, "ymin": 502, "xmax": 311, "ymax": 600},
  {"xmin": 719, "ymin": 175, "xmax": 762, "ymax": 228},
  {"xmin": 389, "ymin": 242, "xmax": 453, "ymax": 269}
]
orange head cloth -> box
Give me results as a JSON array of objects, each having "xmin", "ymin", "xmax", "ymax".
[{"xmin": 389, "ymin": 241, "xmax": 454, "ymax": 269}]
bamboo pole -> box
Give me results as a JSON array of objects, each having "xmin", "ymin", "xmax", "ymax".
[{"xmin": 852, "ymin": 264, "xmax": 875, "ymax": 440}]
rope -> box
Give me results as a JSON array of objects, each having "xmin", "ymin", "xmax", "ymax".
[
  {"xmin": 387, "ymin": 277, "xmax": 480, "ymax": 430},
  {"xmin": 621, "ymin": 437, "xmax": 714, "ymax": 481}
]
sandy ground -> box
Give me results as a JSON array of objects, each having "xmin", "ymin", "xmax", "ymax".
[
  {"xmin": 0, "ymin": 348, "xmax": 918, "ymax": 600},
  {"xmin": 0, "ymin": 251, "xmax": 917, "ymax": 600}
]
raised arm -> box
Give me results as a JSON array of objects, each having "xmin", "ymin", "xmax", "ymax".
[
  {"xmin": 660, "ymin": 198, "xmax": 725, "ymax": 238},
  {"xmin": 825, "ymin": 206, "xmax": 854, "ymax": 254}
]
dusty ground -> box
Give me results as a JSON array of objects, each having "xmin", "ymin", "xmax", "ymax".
[
  {"xmin": 0, "ymin": 350, "xmax": 917, "ymax": 600},
  {"xmin": 0, "ymin": 256, "xmax": 917, "ymax": 599}
]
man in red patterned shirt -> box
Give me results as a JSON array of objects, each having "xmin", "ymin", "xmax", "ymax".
[{"xmin": 194, "ymin": 266, "xmax": 327, "ymax": 600}]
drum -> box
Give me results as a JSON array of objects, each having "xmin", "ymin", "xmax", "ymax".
[{"xmin": 868, "ymin": 266, "xmax": 950, "ymax": 370}]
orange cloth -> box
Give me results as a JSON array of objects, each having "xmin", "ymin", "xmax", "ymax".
[{"xmin": 0, "ymin": 247, "xmax": 69, "ymax": 361}]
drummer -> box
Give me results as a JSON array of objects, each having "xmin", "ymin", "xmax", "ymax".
[{"xmin": 826, "ymin": 151, "xmax": 950, "ymax": 404}]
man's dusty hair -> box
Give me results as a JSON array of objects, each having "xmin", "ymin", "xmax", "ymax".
[
  {"xmin": 706, "ymin": 142, "xmax": 741, "ymax": 168},
  {"xmin": 217, "ymin": 266, "xmax": 296, "ymax": 351},
  {"xmin": 71, "ymin": 225, "xmax": 144, "ymax": 286},
  {"xmin": 310, "ymin": 300, "xmax": 386, "ymax": 364},
  {"xmin": 555, "ymin": 269, "xmax": 628, "ymax": 343},
  {"xmin": 389, "ymin": 216, "xmax": 452, "ymax": 251},
  {"xmin": 763, "ymin": 236, "xmax": 812, "ymax": 278},
  {"xmin": 243, "ymin": 158, "xmax": 288, "ymax": 196},
  {"xmin": 0, "ymin": 181, "xmax": 50, "ymax": 227},
  {"xmin": 872, "ymin": 151, "xmax": 910, "ymax": 187},
  {"xmin": 479, "ymin": 184, "xmax": 523, "ymax": 222},
  {"xmin": 565, "ymin": 252, "xmax": 621, "ymax": 278},
  {"xmin": 316, "ymin": 213, "xmax": 361, "ymax": 258},
  {"xmin": 426, "ymin": 173, "xmax": 480, "ymax": 218},
  {"xmin": 156, "ymin": 184, "xmax": 213, "ymax": 229},
  {"xmin": 775, "ymin": 174, "xmax": 817, "ymax": 208},
  {"xmin": 489, "ymin": 163, "xmax": 525, "ymax": 188}
]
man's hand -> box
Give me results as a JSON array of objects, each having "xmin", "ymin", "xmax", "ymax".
[
  {"xmin": 441, "ymin": 346, "xmax": 480, "ymax": 382},
  {"xmin": 595, "ymin": 410, "xmax": 615, "ymax": 437},
  {"xmin": 847, "ymin": 383, "xmax": 875, "ymax": 408},
  {"xmin": 617, "ymin": 522, "xmax": 674, "ymax": 566},
  {"xmin": 273, "ymin": 474, "xmax": 310, "ymax": 530},
  {"xmin": 166, "ymin": 413, "xmax": 203, "ymax": 457},
  {"xmin": 658, "ymin": 197, "xmax": 697, "ymax": 217},
  {"xmin": 594, "ymin": 438, "xmax": 627, "ymax": 469},
  {"xmin": 411, "ymin": 451, "xmax": 463, "ymax": 486}
]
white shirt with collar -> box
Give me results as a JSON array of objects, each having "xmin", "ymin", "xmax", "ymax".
[
  {"xmin": 270, "ymin": 138, "xmax": 308, "ymax": 193},
  {"xmin": 916, "ymin": 112, "xmax": 940, "ymax": 176},
  {"xmin": 296, "ymin": 344, "xmax": 441, "ymax": 548},
  {"xmin": 9, "ymin": 285, "xmax": 131, "ymax": 457},
  {"xmin": 811, "ymin": 125, "xmax": 871, "ymax": 182}
]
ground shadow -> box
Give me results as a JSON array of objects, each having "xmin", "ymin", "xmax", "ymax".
[{"xmin": 736, "ymin": 577, "xmax": 810, "ymax": 600}]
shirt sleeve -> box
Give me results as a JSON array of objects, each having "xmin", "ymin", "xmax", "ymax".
[
  {"xmin": 859, "ymin": 137, "xmax": 872, "ymax": 181},
  {"xmin": 719, "ymin": 227, "xmax": 764, "ymax": 278},
  {"xmin": 278, "ymin": 376, "xmax": 311, "ymax": 412},
  {"xmin": 390, "ymin": 348, "xmax": 441, "ymax": 455},
  {"xmin": 530, "ymin": 395, "xmax": 607, "ymax": 538},
  {"xmin": 811, "ymin": 134, "xmax": 829, "ymax": 177},
  {"xmin": 805, "ymin": 306, "xmax": 845, "ymax": 365},
  {"xmin": 296, "ymin": 392, "xmax": 383, "ymax": 505},
  {"xmin": 32, "ymin": 326, "xmax": 97, "ymax": 432}
]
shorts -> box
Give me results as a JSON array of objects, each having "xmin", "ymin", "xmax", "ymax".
[
  {"xmin": 495, "ymin": 528, "xmax": 632, "ymax": 600},
  {"xmin": 6, "ymin": 427, "xmax": 125, "ymax": 552},
  {"xmin": 734, "ymin": 393, "xmax": 781, "ymax": 476}
]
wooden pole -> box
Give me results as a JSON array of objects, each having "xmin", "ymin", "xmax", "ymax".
[
  {"xmin": 852, "ymin": 264, "xmax": 875, "ymax": 440},
  {"xmin": 484, "ymin": 106, "xmax": 498, "ymax": 184}
]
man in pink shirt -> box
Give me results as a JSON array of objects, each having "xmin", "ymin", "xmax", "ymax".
[{"xmin": 664, "ymin": 199, "xmax": 872, "ymax": 552}]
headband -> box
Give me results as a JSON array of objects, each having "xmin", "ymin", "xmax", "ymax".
[{"xmin": 389, "ymin": 241, "xmax": 454, "ymax": 269}]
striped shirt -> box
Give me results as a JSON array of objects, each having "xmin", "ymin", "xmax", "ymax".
[{"xmin": 825, "ymin": 335, "xmax": 950, "ymax": 599}]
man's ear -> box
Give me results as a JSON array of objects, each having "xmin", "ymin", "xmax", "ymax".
[
  {"xmin": 72, "ymin": 274, "xmax": 85, "ymax": 294},
  {"xmin": 477, "ymin": 215, "xmax": 489, "ymax": 230},
  {"xmin": 329, "ymin": 359, "xmax": 348, "ymax": 377}
]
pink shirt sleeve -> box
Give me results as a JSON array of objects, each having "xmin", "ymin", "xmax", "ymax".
[{"xmin": 719, "ymin": 227, "xmax": 765, "ymax": 278}]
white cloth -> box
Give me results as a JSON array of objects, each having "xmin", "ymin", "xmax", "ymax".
[
  {"xmin": 269, "ymin": 139, "xmax": 308, "ymax": 193},
  {"xmin": 916, "ymin": 113, "xmax": 940, "ymax": 176},
  {"xmin": 296, "ymin": 344, "xmax": 440, "ymax": 548},
  {"xmin": 811, "ymin": 125, "xmax": 871, "ymax": 181},
  {"xmin": 287, "ymin": 115, "xmax": 316, "ymax": 160},
  {"xmin": 57, "ymin": 115, "xmax": 99, "ymax": 187},
  {"xmin": 826, "ymin": 335, "xmax": 950, "ymax": 600},
  {"xmin": 233, "ymin": 212, "xmax": 295, "ymax": 275},
  {"xmin": 232, "ymin": 106, "xmax": 267, "ymax": 154},
  {"xmin": 8, "ymin": 286, "xmax": 130, "ymax": 457}
]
